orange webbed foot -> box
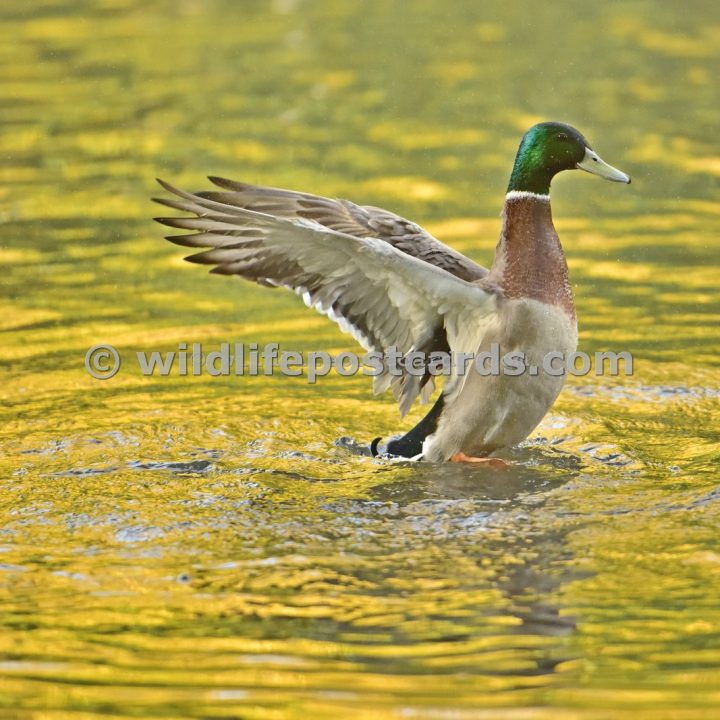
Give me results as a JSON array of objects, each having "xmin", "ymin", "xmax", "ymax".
[{"xmin": 450, "ymin": 452, "xmax": 509, "ymax": 470}]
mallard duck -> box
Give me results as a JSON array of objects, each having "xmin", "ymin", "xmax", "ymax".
[{"xmin": 154, "ymin": 122, "xmax": 630, "ymax": 466}]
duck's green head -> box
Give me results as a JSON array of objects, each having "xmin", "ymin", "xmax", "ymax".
[{"xmin": 507, "ymin": 121, "xmax": 630, "ymax": 195}]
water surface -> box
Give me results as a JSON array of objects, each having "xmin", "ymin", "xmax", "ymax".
[{"xmin": 1, "ymin": 1, "xmax": 719, "ymax": 717}]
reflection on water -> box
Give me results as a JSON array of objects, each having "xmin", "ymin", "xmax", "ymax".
[{"xmin": 1, "ymin": 0, "xmax": 719, "ymax": 717}]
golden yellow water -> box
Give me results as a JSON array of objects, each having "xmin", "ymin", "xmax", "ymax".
[{"xmin": 1, "ymin": 1, "xmax": 719, "ymax": 717}]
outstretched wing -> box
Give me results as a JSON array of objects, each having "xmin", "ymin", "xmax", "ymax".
[
  {"xmin": 154, "ymin": 179, "xmax": 498, "ymax": 415},
  {"xmin": 193, "ymin": 176, "xmax": 489, "ymax": 282}
]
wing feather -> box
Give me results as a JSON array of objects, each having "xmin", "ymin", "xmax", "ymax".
[
  {"xmin": 186, "ymin": 176, "xmax": 490, "ymax": 282},
  {"xmin": 154, "ymin": 179, "xmax": 498, "ymax": 414}
]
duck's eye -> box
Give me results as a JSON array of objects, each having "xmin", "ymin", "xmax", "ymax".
[{"xmin": 556, "ymin": 133, "xmax": 569, "ymax": 141}]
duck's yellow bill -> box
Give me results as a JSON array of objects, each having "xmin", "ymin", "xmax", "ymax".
[{"xmin": 577, "ymin": 147, "xmax": 631, "ymax": 184}]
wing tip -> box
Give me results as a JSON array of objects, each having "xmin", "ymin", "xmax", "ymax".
[
  {"xmin": 209, "ymin": 264, "xmax": 235, "ymax": 275},
  {"xmin": 151, "ymin": 197, "xmax": 179, "ymax": 209},
  {"xmin": 208, "ymin": 175, "xmax": 244, "ymax": 191},
  {"xmin": 153, "ymin": 216, "xmax": 183, "ymax": 227},
  {"xmin": 165, "ymin": 234, "xmax": 199, "ymax": 248},
  {"xmin": 155, "ymin": 177, "xmax": 176, "ymax": 193},
  {"xmin": 183, "ymin": 253, "xmax": 209, "ymax": 265}
]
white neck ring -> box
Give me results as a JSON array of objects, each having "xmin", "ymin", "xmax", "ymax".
[{"xmin": 505, "ymin": 190, "xmax": 550, "ymax": 202}]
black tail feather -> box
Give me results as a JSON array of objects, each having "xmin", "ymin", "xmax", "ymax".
[{"xmin": 373, "ymin": 394, "xmax": 445, "ymax": 459}]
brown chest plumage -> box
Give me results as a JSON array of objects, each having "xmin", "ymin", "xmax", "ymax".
[{"xmin": 489, "ymin": 193, "xmax": 575, "ymax": 320}]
